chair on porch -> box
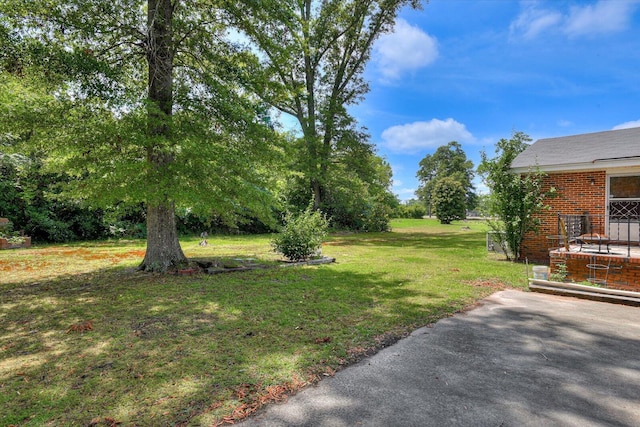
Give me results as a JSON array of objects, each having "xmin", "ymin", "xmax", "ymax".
[
  {"xmin": 576, "ymin": 214, "xmax": 610, "ymax": 253},
  {"xmin": 558, "ymin": 218, "xmax": 574, "ymax": 252}
]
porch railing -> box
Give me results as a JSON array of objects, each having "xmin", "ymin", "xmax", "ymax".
[{"xmin": 558, "ymin": 212, "xmax": 640, "ymax": 258}]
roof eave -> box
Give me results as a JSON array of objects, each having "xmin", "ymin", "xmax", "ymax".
[{"xmin": 511, "ymin": 158, "xmax": 640, "ymax": 174}]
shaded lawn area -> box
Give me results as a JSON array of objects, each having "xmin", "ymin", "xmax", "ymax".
[{"xmin": 0, "ymin": 219, "xmax": 527, "ymax": 426}]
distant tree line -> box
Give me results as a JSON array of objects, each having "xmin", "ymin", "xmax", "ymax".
[{"xmin": 0, "ymin": 147, "xmax": 402, "ymax": 242}]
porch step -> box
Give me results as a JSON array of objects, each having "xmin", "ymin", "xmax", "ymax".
[{"xmin": 529, "ymin": 279, "xmax": 640, "ymax": 307}]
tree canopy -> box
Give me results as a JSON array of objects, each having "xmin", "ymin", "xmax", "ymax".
[{"xmin": 223, "ymin": 0, "xmax": 421, "ymax": 214}]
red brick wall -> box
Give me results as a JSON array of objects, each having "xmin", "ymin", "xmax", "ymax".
[
  {"xmin": 0, "ymin": 237, "xmax": 31, "ymax": 249},
  {"xmin": 521, "ymin": 171, "xmax": 607, "ymax": 263},
  {"xmin": 550, "ymin": 251, "xmax": 640, "ymax": 292}
]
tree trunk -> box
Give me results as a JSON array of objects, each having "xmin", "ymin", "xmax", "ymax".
[
  {"xmin": 139, "ymin": 0, "xmax": 187, "ymax": 272},
  {"xmin": 311, "ymin": 178, "xmax": 322, "ymax": 210},
  {"xmin": 141, "ymin": 201, "xmax": 186, "ymax": 272}
]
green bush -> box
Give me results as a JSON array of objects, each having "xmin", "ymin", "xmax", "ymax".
[
  {"xmin": 393, "ymin": 204, "xmax": 427, "ymax": 219},
  {"xmin": 432, "ymin": 177, "xmax": 466, "ymax": 224},
  {"xmin": 361, "ymin": 202, "xmax": 392, "ymax": 232},
  {"xmin": 0, "ymin": 222, "xmax": 27, "ymax": 244},
  {"xmin": 271, "ymin": 207, "xmax": 329, "ymax": 261}
]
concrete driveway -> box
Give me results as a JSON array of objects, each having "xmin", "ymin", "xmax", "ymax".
[{"xmin": 240, "ymin": 290, "xmax": 640, "ymax": 426}]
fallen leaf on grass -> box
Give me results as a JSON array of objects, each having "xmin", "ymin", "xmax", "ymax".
[
  {"xmin": 323, "ymin": 366, "xmax": 336, "ymax": 377},
  {"xmin": 234, "ymin": 383, "xmax": 260, "ymax": 400},
  {"xmin": 314, "ymin": 337, "xmax": 331, "ymax": 344},
  {"xmin": 104, "ymin": 417, "xmax": 121, "ymax": 427},
  {"xmin": 213, "ymin": 376, "xmax": 309, "ymax": 426},
  {"xmin": 1, "ymin": 342, "xmax": 16, "ymax": 351},
  {"xmin": 89, "ymin": 417, "xmax": 121, "ymax": 427},
  {"xmin": 67, "ymin": 320, "xmax": 93, "ymax": 333}
]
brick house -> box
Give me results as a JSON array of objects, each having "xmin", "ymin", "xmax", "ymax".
[{"xmin": 511, "ymin": 127, "xmax": 640, "ymax": 290}]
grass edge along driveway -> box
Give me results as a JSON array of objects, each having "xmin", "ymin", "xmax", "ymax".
[{"xmin": 0, "ymin": 219, "xmax": 527, "ymax": 426}]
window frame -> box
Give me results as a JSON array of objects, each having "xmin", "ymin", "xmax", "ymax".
[{"xmin": 607, "ymin": 173, "xmax": 640, "ymax": 222}]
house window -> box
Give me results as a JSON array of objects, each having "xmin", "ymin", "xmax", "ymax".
[
  {"xmin": 609, "ymin": 175, "xmax": 640, "ymax": 220},
  {"xmin": 610, "ymin": 176, "xmax": 640, "ymax": 199}
]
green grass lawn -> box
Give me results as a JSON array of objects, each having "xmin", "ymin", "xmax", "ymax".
[{"xmin": 0, "ymin": 219, "xmax": 527, "ymax": 426}]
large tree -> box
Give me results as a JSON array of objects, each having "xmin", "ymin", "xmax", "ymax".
[
  {"xmin": 280, "ymin": 125, "xmax": 398, "ymax": 230},
  {"xmin": 222, "ymin": 0, "xmax": 421, "ymax": 211},
  {"xmin": 416, "ymin": 141, "xmax": 476, "ymax": 216},
  {"xmin": 0, "ymin": 1, "xmax": 281, "ymax": 271}
]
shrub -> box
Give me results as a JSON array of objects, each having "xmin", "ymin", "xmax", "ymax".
[
  {"xmin": 271, "ymin": 207, "xmax": 329, "ymax": 261},
  {"xmin": 407, "ymin": 204, "xmax": 427, "ymax": 219},
  {"xmin": 361, "ymin": 201, "xmax": 392, "ymax": 232},
  {"xmin": 550, "ymin": 263, "xmax": 568, "ymax": 282},
  {"xmin": 393, "ymin": 204, "xmax": 427, "ymax": 219},
  {"xmin": 432, "ymin": 177, "xmax": 466, "ymax": 224},
  {"xmin": 0, "ymin": 222, "xmax": 27, "ymax": 244}
]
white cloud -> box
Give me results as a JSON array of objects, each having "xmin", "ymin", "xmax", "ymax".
[
  {"xmin": 613, "ymin": 119, "xmax": 640, "ymax": 130},
  {"xmin": 510, "ymin": 0, "xmax": 638, "ymax": 40},
  {"xmin": 510, "ymin": 5, "xmax": 562, "ymax": 40},
  {"xmin": 381, "ymin": 118, "xmax": 475, "ymax": 153},
  {"xmin": 374, "ymin": 19, "xmax": 438, "ymax": 80},
  {"xmin": 565, "ymin": 1, "xmax": 637, "ymax": 37}
]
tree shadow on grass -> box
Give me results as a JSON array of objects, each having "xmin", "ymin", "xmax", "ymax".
[{"xmin": 0, "ymin": 260, "xmax": 476, "ymax": 426}]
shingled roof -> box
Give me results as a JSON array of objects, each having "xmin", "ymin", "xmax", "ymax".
[{"xmin": 511, "ymin": 127, "xmax": 640, "ymax": 173}]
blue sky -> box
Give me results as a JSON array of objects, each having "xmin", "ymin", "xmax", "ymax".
[{"xmin": 351, "ymin": 0, "xmax": 640, "ymax": 200}]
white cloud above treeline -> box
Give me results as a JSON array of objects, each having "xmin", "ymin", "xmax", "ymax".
[
  {"xmin": 374, "ymin": 19, "xmax": 438, "ymax": 81},
  {"xmin": 510, "ymin": 0, "xmax": 639, "ymax": 40},
  {"xmin": 381, "ymin": 118, "xmax": 475, "ymax": 153}
]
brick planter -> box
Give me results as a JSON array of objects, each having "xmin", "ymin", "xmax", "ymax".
[
  {"xmin": 550, "ymin": 249, "xmax": 640, "ymax": 292},
  {"xmin": 0, "ymin": 236, "xmax": 31, "ymax": 250}
]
